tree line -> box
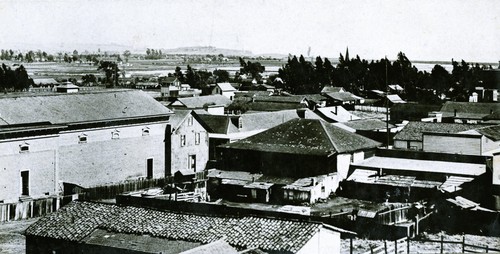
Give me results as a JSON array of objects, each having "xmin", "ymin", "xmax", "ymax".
[
  {"xmin": 277, "ymin": 49, "xmax": 495, "ymax": 103},
  {"xmin": 0, "ymin": 64, "xmax": 31, "ymax": 92}
]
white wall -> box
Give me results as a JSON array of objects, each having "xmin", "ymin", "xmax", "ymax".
[
  {"xmin": 298, "ymin": 227, "xmax": 341, "ymax": 254},
  {"xmin": 336, "ymin": 154, "xmax": 351, "ymax": 180}
]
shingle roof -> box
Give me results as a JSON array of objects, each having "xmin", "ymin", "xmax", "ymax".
[
  {"xmin": 216, "ymin": 82, "xmax": 237, "ymax": 92},
  {"xmin": 0, "ymin": 90, "xmax": 171, "ymax": 126},
  {"xmin": 475, "ymin": 124, "xmax": 500, "ymax": 141},
  {"xmin": 247, "ymin": 102, "xmax": 307, "ymax": 112},
  {"xmin": 342, "ymin": 119, "xmax": 394, "ymax": 131},
  {"xmin": 321, "ymin": 86, "xmax": 345, "ymax": 93},
  {"xmin": 196, "ymin": 114, "xmax": 239, "ymax": 134},
  {"xmin": 393, "ymin": 121, "xmax": 478, "ymax": 141},
  {"xmin": 324, "ymin": 92, "xmax": 362, "ymax": 102},
  {"xmin": 26, "ymin": 201, "xmax": 325, "ymax": 253},
  {"xmin": 440, "ymin": 102, "xmax": 500, "ymax": 118},
  {"xmin": 221, "ymin": 118, "xmax": 381, "ymax": 155},
  {"xmin": 253, "ymin": 95, "xmax": 306, "ymax": 104},
  {"xmin": 170, "ymin": 95, "xmax": 232, "ymax": 108}
]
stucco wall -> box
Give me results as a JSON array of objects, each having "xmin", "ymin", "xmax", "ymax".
[
  {"xmin": 423, "ymin": 134, "xmax": 481, "ymax": 155},
  {"xmin": 298, "ymin": 227, "xmax": 341, "ymax": 254},
  {"xmin": 336, "ymin": 154, "xmax": 351, "ymax": 180},
  {"xmin": 170, "ymin": 116, "xmax": 209, "ymax": 176}
]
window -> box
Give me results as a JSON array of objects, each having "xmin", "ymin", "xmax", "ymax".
[
  {"xmin": 78, "ymin": 134, "xmax": 87, "ymax": 143},
  {"xmin": 238, "ymin": 118, "xmax": 242, "ymax": 129},
  {"xmin": 111, "ymin": 130, "xmax": 120, "ymax": 139},
  {"xmin": 195, "ymin": 132, "xmax": 200, "ymax": 145},
  {"xmin": 142, "ymin": 127, "xmax": 150, "ymax": 136},
  {"xmin": 188, "ymin": 154, "xmax": 196, "ymax": 172},
  {"xmin": 146, "ymin": 158, "xmax": 153, "ymax": 179},
  {"xmin": 187, "ymin": 116, "xmax": 193, "ymax": 126},
  {"xmin": 21, "ymin": 170, "xmax": 29, "ymax": 196},
  {"xmin": 19, "ymin": 142, "xmax": 30, "ymax": 153},
  {"xmin": 180, "ymin": 135, "xmax": 186, "ymax": 146}
]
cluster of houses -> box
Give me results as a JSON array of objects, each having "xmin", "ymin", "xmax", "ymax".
[{"xmin": 1, "ymin": 74, "xmax": 499, "ymax": 252}]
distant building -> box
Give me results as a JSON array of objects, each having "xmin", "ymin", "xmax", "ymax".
[
  {"xmin": 0, "ymin": 90, "xmax": 171, "ymax": 203},
  {"xmin": 321, "ymin": 86, "xmax": 346, "ymax": 94},
  {"xmin": 26, "ymin": 201, "xmax": 346, "ymax": 254},
  {"xmin": 168, "ymin": 95, "xmax": 232, "ymax": 115},
  {"xmin": 55, "ymin": 82, "xmax": 80, "ymax": 93},
  {"xmin": 390, "ymin": 103, "xmax": 442, "ymax": 123},
  {"xmin": 440, "ymin": 101, "xmax": 500, "ymax": 124},
  {"xmin": 315, "ymin": 106, "xmax": 361, "ymax": 123},
  {"xmin": 211, "ymin": 82, "xmax": 237, "ymax": 100},
  {"xmin": 323, "ymin": 92, "xmax": 364, "ymax": 108}
]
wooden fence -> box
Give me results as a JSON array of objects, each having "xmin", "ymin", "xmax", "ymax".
[
  {"xmin": 78, "ymin": 178, "xmax": 166, "ymax": 200},
  {"xmin": 364, "ymin": 235, "xmax": 500, "ymax": 254},
  {"xmin": 0, "ymin": 194, "xmax": 79, "ymax": 222},
  {"xmin": 355, "ymin": 105, "xmax": 388, "ymax": 113}
]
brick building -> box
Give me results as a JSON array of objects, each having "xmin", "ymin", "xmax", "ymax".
[{"xmin": 0, "ymin": 90, "xmax": 171, "ymax": 203}]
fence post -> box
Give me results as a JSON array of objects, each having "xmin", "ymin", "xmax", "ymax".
[
  {"xmin": 395, "ymin": 239, "xmax": 397, "ymax": 254},
  {"xmin": 384, "ymin": 240, "xmax": 387, "ymax": 254},
  {"xmin": 350, "ymin": 237, "xmax": 353, "ymax": 254},
  {"xmin": 407, "ymin": 236, "xmax": 410, "ymax": 254},
  {"xmin": 441, "ymin": 235, "xmax": 443, "ymax": 253},
  {"xmin": 370, "ymin": 244, "xmax": 374, "ymax": 254},
  {"xmin": 486, "ymin": 245, "xmax": 489, "ymax": 253},
  {"xmin": 462, "ymin": 234, "xmax": 465, "ymax": 253}
]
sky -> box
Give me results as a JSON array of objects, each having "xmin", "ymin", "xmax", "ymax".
[{"xmin": 0, "ymin": 0, "xmax": 499, "ymax": 62}]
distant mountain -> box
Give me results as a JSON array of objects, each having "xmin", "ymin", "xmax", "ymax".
[{"xmin": 162, "ymin": 46, "xmax": 253, "ymax": 56}]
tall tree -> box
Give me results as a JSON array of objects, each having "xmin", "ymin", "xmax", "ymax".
[{"xmin": 98, "ymin": 61, "xmax": 120, "ymax": 87}]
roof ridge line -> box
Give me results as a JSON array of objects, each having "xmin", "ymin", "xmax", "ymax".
[{"xmin": 319, "ymin": 120, "xmax": 339, "ymax": 153}]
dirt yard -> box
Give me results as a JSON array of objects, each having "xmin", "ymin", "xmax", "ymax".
[{"xmin": 0, "ymin": 218, "xmax": 39, "ymax": 254}]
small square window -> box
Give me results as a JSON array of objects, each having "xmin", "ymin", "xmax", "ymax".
[
  {"xmin": 187, "ymin": 116, "xmax": 193, "ymax": 126},
  {"xmin": 19, "ymin": 143, "xmax": 30, "ymax": 153},
  {"xmin": 180, "ymin": 135, "xmax": 186, "ymax": 146},
  {"xmin": 79, "ymin": 134, "xmax": 87, "ymax": 143}
]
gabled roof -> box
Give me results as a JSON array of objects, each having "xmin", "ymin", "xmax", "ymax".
[
  {"xmin": 215, "ymin": 82, "xmax": 237, "ymax": 92},
  {"xmin": 440, "ymin": 102, "xmax": 500, "ymax": 118},
  {"xmin": 303, "ymin": 94, "xmax": 328, "ymax": 103},
  {"xmin": 168, "ymin": 109, "xmax": 193, "ymax": 130},
  {"xmin": 475, "ymin": 124, "xmax": 500, "ymax": 141},
  {"xmin": 324, "ymin": 92, "xmax": 362, "ymax": 102},
  {"xmin": 321, "ymin": 86, "xmax": 345, "ymax": 93},
  {"xmin": 170, "ymin": 95, "xmax": 232, "ymax": 109},
  {"xmin": 180, "ymin": 239, "xmax": 238, "ymax": 254},
  {"xmin": 26, "ymin": 201, "xmax": 332, "ymax": 253},
  {"xmin": 220, "ymin": 118, "xmax": 381, "ymax": 155},
  {"xmin": 0, "ymin": 90, "xmax": 171, "ymax": 126},
  {"xmin": 196, "ymin": 114, "xmax": 239, "ymax": 134},
  {"xmin": 393, "ymin": 121, "xmax": 478, "ymax": 141},
  {"xmin": 388, "ymin": 84, "xmax": 404, "ymax": 91},
  {"xmin": 31, "ymin": 77, "xmax": 59, "ymax": 85},
  {"xmin": 316, "ymin": 106, "xmax": 361, "ymax": 123}
]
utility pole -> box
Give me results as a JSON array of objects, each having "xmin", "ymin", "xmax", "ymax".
[{"xmin": 386, "ymin": 56, "xmax": 390, "ymax": 148}]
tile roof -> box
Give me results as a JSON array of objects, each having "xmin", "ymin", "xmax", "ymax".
[
  {"xmin": 180, "ymin": 238, "xmax": 238, "ymax": 254},
  {"xmin": 393, "ymin": 121, "xmax": 478, "ymax": 141},
  {"xmin": 341, "ymin": 119, "xmax": 394, "ymax": 131},
  {"xmin": 26, "ymin": 201, "xmax": 326, "ymax": 253},
  {"xmin": 170, "ymin": 95, "xmax": 232, "ymax": 108},
  {"xmin": 220, "ymin": 119, "xmax": 381, "ymax": 155},
  {"xmin": 0, "ymin": 90, "xmax": 171, "ymax": 126},
  {"xmin": 440, "ymin": 102, "xmax": 500, "ymax": 118}
]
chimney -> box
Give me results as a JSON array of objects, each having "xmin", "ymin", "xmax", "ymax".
[{"xmin": 454, "ymin": 109, "xmax": 457, "ymax": 117}]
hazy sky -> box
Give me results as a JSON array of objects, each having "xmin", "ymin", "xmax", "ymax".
[{"xmin": 0, "ymin": 0, "xmax": 498, "ymax": 62}]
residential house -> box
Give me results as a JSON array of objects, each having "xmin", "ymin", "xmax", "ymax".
[
  {"xmin": 335, "ymin": 118, "xmax": 397, "ymax": 145},
  {"xmin": 31, "ymin": 77, "xmax": 59, "ymax": 87},
  {"xmin": 211, "ymin": 82, "xmax": 237, "ymax": 100},
  {"xmin": 303, "ymin": 94, "xmax": 329, "ymax": 109},
  {"xmin": 0, "ymin": 90, "xmax": 171, "ymax": 203},
  {"xmin": 160, "ymin": 77, "xmax": 201, "ymax": 99},
  {"xmin": 440, "ymin": 101, "xmax": 500, "ymax": 124},
  {"xmin": 393, "ymin": 121, "xmax": 500, "ymax": 155},
  {"xmin": 196, "ymin": 109, "xmax": 321, "ymax": 160},
  {"xmin": 26, "ymin": 201, "xmax": 346, "ymax": 254},
  {"xmin": 323, "ymin": 92, "xmax": 364, "ymax": 109},
  {"xmin": 167, "ymin": 95, "xmax": 232, "ymax": 115},
  {"xmin": 321, "ymin": 86, "xmax": 346, "ymax": 94},
  {"xmin": 218, "ymin": 118, "xmax": 381, "ymax": 183},
  {"xmin": 55, "ymin": 82, "xmax": 79, "ymax": 93},
  {"xmin": 165, "ymin": 109, "xmax": 209, "ymax": 178},
  {"xmin": 388, "ymin": 84, "xmax": 404, "ymax": 94}
]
